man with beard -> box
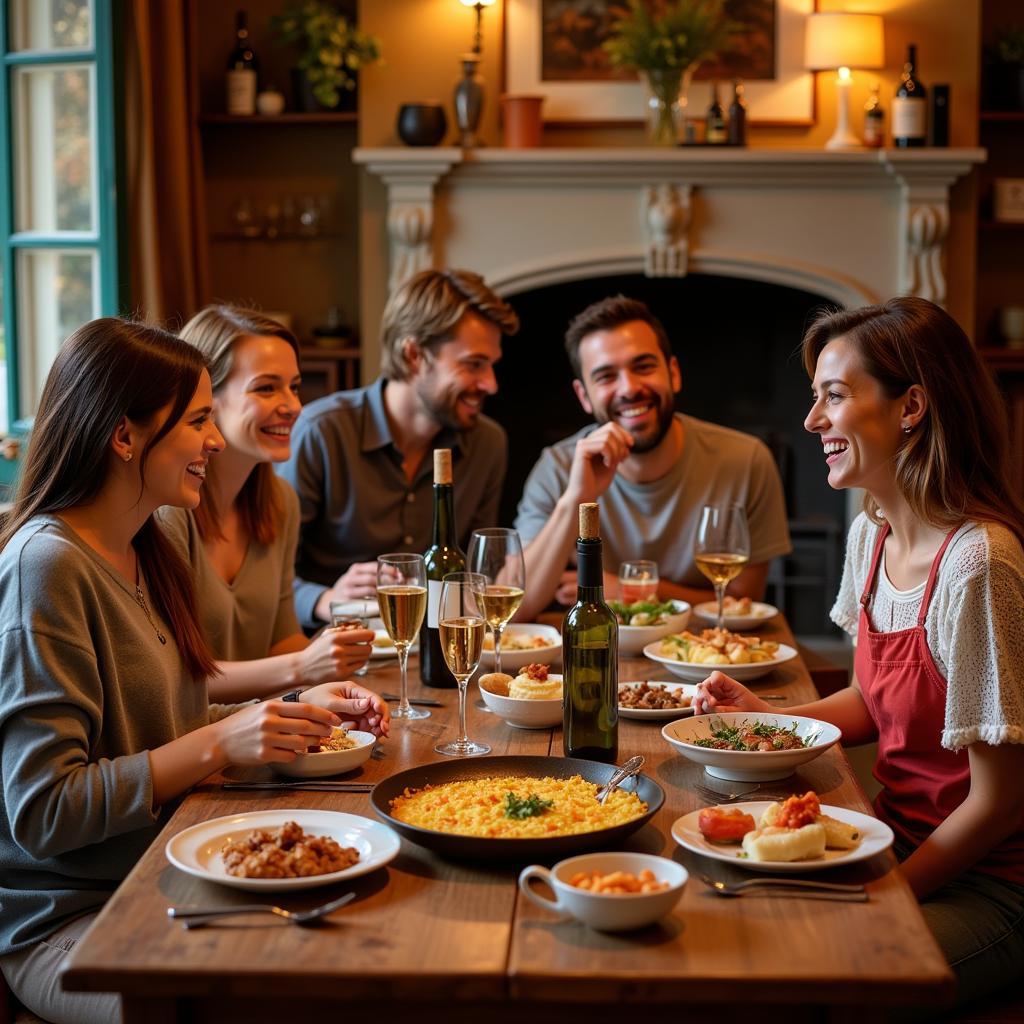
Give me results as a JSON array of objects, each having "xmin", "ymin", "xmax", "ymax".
[
  {"xmin": 515, "ymin": 295, "xmax": 790, "ymax": 618},
  {"xmin": 278, "ymin": 268, "xmax": 519, "ymax": 627}
]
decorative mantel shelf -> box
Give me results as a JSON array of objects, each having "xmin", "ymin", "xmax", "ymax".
[{"xmin": 352, "ymin": 147, "xmax": 985, "ymax": 308}]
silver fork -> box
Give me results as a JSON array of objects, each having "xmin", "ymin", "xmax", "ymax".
[
  {"xmin": 168, "ymin": 891, "xmax": 356, "ymax": 930},
  {"xmin": 693, "ymin": 781, "xmax": 790, "ymax": 803},
  {"xmin": 699, "ymin": 874, "xmax": 868, "ymax": 901},
  {"xmin": 595, "ymin": 755, "xmax": 644, "ymax": 804}
]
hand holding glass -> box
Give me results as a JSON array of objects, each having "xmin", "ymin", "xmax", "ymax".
[
  {"xmin": 376, "ymin": 554, "xmax": 429, "ymax": 720},
  {"xmin": 329, "ymin": 600, "xmax": 369, "ymax": 676},
  {"xmin": 695, "ymin": 504, "xmax": 750, "ymax": 628},
  {"xmin": 618, "ymin": 560, "xmax": 659, "ymax": 603},
  {"xmin": 468, "ymin": 528, "xmax": 525, "ymax": 678},
  {"xmin": 435, "ymin": 572, "xmax": 490, "ymax": 757}
]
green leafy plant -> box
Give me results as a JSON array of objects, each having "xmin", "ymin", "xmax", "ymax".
[
  {"xmin": 603, "ymin": 0, "xmax": 735, "ymax": 74},
  {"xmin": 996, "ymin": 26, "xmax": 1024, "ymax": 67},
  {"xmin": 270, "ymin": 1, "xmax": 383, "ymax": 109}
]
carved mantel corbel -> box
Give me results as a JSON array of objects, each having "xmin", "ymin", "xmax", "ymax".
[{"xmin": 643, "ymin": 183, "xmax": 692, "ymax": 277}]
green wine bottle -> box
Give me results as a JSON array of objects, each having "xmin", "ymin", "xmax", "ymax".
[
  {"xmin": 419, "ymin": 449, "xmax": 464, "ymax": 688},
  {"xmin": 562, "ymin": 502, "xmax": 618, "ymax": 762}
]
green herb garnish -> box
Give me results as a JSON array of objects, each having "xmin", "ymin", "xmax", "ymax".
[{"xmin": 504, "ymin": 792, "xmax": 554, "ymax": 819}]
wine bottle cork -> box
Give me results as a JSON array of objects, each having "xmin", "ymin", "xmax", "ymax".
[
  {"xmin": 433, "ymin": 448, "xmax": 453, "ymax": 485},
  {"xmin": 579, "ymin": 502, "xmax": 600, "ymax": 540}
]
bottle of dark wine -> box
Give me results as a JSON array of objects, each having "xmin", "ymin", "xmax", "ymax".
[
  {"xmin": 226, "ymin": 10, "xmax": 258, "ymax": 116},
  {"xmin": 892, "ymin": 44, "xmax": 926, "ymax": 148},
  {"xmin": 727, "ymin": 80, "xmax": 747, "ymax": 146},
  {"xmin": 562, "ymin": 502, "xmax": 618, "ymax": 763},
  {"xmin": 705, "ymin": 81, "xmax": 728, "ymax": 145},
  {"xmin": 863, "ymin": 82, "xmax": 885, "ymax": 149},
  {"xmin": 419, "ymin": 449, "xmax": 464, "ymax": 689}
]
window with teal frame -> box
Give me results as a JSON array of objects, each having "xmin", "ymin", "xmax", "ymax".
[{"xmin": 0, "ymin": 0, "xmax": 119, "ymax": 448}]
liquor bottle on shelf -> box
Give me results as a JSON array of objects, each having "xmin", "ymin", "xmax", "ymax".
[
  {"xmin": 226, "ymin": 10, "xmax": 258, "ymax": 116},
  {"xmin": 727, "ymin": 80, "xmax": 747, "ymax": 146},
  {"xmin": 892, "ymin": 44, "xmax": 927, "ymax": 148},
  {"xmin": 863, "ymin": 82, "xmax": 885, "ymax": 149},
  {"xmin": 419, "ymin": 449, "xmax": 464, "ymax": 689},
  {"xmin": 562, "ymin": 502, "xmax": 618, "ymax": 763},
  {"xmin": 705, "ymin": 81, "xmax": 728, "ymax": 145}
]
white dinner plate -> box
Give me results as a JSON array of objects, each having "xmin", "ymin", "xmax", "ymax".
[
  {"xmin": 370, "ymin": 629, "xmax": 418, "ymax": 659},
  {"xmin": 692, "ymin": 601, "xmax": 779, "ymax": 630},
  {"xmin": 617, "ymin": 680, "xmax": 698, "ymax": 720},
  {"xmin": 479, "ymin": 623, "xmax": 561, "ymax": 671},
  {"xmin": 643, "ymin": 640, "xmax": 798, "ymax": 682},
  {"xmin": 165, "ymin": 809, "xmax": 401, "ymax": 892},
  {"xmin": 671, "ymin": 801, "xmax": 893, "ymax": 873}
]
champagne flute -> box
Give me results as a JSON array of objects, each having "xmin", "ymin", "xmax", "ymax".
[
  {"xmin": 434, "ymin": 572, "xmax": 490, "ymax": 757},
  {"xmin": 695, "ymin": 504, "xmax": 750, "ymax": 629},
  {"xmin": 618, "ymin": 560, "xmax": 659, "ymax": 603},
  {"xmin": 468, "ymin": 528, "xmax": 526, "ymax": 678},
  {"xmin": 376, "ymin": 554, "xmax": 429, "ymax": 720}
]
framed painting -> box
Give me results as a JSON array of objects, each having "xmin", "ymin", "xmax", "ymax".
[{"xmin": 503, "ymin": 0, "xmax": 815, "ymax": 127}]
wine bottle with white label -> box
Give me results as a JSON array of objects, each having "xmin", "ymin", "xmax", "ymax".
[
  {"xmin": 892, "ymin": 44, "xmax": 926, "ymax": 148},
  {"xmin": 226, "ymin": 10, "xmax": 258, "ymax": 116},
  {"xmin": 562, "ymin": 502, "xmax": 618, "ymax": 763},
  {"xmin": 419, "ymin": 449, "xmax": 464, "ymax": 688}
]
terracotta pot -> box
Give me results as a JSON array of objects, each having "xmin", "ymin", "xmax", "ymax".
[{"xmin": 501, "ymin": 95, "xmax": 544, "ymax": 149}]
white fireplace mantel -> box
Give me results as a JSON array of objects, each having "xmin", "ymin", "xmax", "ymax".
[{"xmin": 354, "ymin": 147, "xmax": 984, "ymax": 310}]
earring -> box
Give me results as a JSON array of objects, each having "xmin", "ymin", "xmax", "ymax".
[
  {"xmin": 123, "ymin": 451, "xmax": 133, "ymax": 463},
  {"xmin": 902, "ymin": 425, "xmax": 912, "ymax": 435}
]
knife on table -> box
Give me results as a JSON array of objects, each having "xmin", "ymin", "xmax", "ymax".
[{"xmin": 221, "ymin": 781, "xmax": 374, "ymax": 792}]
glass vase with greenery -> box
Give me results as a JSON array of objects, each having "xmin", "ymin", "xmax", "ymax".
[
  {"xmin": 604, "ymin": 0, "xmax": 735, "ymax": 145},
  {"xmin": 270, "ymin": 1, "xmax": 383, "ymax": 111}
]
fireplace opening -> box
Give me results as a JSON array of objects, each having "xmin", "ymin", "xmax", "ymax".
[{"xmin": 490, "ymin": 273, "xmax": 847, "ymax": 638}]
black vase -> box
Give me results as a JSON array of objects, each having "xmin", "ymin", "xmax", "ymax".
[
  {"xmin": 396, "ymin": 103, "xmax": 448, "ymax": 146},
  {"xmin": 290, "ymin": 68, "xmax": 357, "ymax": 113}
]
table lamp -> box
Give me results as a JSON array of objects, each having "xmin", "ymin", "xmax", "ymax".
[
  {"xmin": 804, "ymin": 12, "xmax": 885, "ymax": 150},
  {"xmin": 455, "ymin": 0, "xmax": 496, "ymax": 147}
]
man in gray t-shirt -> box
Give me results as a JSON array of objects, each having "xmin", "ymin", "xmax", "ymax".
[
  {"xmin": 278, "ymin": 269, "xmax": 519, "ymax": 627},
  {"xmin": 515, "ymin": 296, "xmax": 791, "ymax": 619}
]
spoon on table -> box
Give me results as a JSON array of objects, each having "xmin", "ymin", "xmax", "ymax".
[{"xmin": 595, "ymin": 755, "xmax": 644, "ymax": 805}]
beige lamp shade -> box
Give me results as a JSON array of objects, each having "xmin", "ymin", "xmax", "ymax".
[
  {"xmin": 804, "ymin": 12, "xmax": 885, "ymax": 71},
  {"xmin": 459, "ymin": 0, "xmax": 496, "ymax": 5}
]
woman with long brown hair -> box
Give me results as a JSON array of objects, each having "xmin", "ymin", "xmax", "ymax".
[
  {"xmin": 0, "ymin": 319, "xmax": 358, "ymax": 1024},
  {"xmin": 697, "ymin": 297, "xmax": 1024, "ymax": 1012},
  {"xmin": 161, "ymin": 305, "xmax": 383, "ymax": 721}
]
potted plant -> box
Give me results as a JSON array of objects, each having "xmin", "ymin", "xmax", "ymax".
[
  {"xmin": 604, "ymin": 0, "xmax": 736, "ymax": 145},
  {"xmin": 270, "ymin": 1, "xmax": 383, "ymax": 112},
  {"xmin": 994, "ymin": 26, "xmax": 1024, "ymax": 111}
]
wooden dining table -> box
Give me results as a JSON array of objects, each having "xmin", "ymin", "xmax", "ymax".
[{"xmin": 63, "ymin": 613, "xmax": 954, "ymax": 1022}]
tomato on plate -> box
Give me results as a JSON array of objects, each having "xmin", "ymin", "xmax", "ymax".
[{"xmin": 697, "ymin": 806, "xmax": 756, "ymax": 843}]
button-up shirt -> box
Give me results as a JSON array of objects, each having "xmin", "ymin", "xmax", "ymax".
[{"xmin": 277, "ymin": 378, "xmax": 508, "ymax": 626}]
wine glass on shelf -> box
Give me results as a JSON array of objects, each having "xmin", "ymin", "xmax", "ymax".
[
  {"xmin": 694, "ymin": 504, "xmax": 750, "ymax": 629},
  {"xmin": 434, "ymin": 572, "xmax": 490, "ymax": 757},
  {"xmin": 618, "ymin": 560, "xmax": 659, "ymax": 603},
  {"xmin": 376, "ymin": 554, "xmax": 429, "ymax": 720},
  {"xmin": 468, "ymin": 528, "xmax": 526, "ymax": 679}
]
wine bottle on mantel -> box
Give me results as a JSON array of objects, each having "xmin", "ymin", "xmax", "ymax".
[
  {"xmin": 419, "ymin": 449, "xmax": 464, "ymax": 688},
  {"xmin": 226, "ymin": 10, "xmax": 258, "ymax": 116},
  {"xmin": 562, "ymin": 502, "xmax": 618, "ymax": 763},
  {"xmin": 892, "ymin": 44, "xmax": 927, "ymax": 148}
]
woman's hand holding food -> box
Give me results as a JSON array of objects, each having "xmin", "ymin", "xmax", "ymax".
[
  {"xmin": 299, "ymin": 625, "xmax": 373, "ymax": 683},
  {"xmin": 214, "ymin": 701, "xmax": 341, "ymax": 765},
  {"xmin": 301, "ymin": 681, "xmax": 391, "ymax": 738},
  {"xmin": 695, "ymin": 671, "xmax": 774, "ymax": 715}
]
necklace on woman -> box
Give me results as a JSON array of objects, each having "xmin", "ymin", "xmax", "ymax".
[{"xmin": 134, "ymin": 556, "xmax": 167, "ymax": 645}]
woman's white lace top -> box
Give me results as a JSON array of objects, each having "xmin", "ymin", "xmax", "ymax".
[{"xmin": 831, "ymin": 513, "xmax": 1024, "ymax": 750}]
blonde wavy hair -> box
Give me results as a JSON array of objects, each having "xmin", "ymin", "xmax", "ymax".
[{"xmin": 380, "ymin": 268, "xmax": 519, "ymax": 381}]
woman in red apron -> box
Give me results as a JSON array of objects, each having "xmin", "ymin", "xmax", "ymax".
[{"xmin": 697, "ymin": 296, "xmax": 1024, "ymax": 1014}]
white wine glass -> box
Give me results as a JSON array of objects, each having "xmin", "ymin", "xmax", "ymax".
[
  {"xmin": 694, "ymin": 504, "xmax": 750, "ymax": 629},
  {"xmin": 376, "ymin": 553, "xmax": 429, "ymax": 720},
  {"xmin": 468, "ymin": 528, "xmax": 526, "ymax": 679},
  {"xmin": 435, "ymin": 572, "xmax": 490, "ymax": 757}
]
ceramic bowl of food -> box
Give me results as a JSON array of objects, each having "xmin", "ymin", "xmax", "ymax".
[
  {"xmin": 611, "ymin": 599, "xmax": 691, "ymax": 656},
  {"xmin": 480, "ymin": 623, "xmax": 561, "ymax": 672},
  {"xmin": 643, "ymin": 634, "xmax": 797, "ymax": 683},
  {"xmin": 274, "ymin": 729, "xmax": 377, "ymax": 778},
  {"xmin": 518, "ymin": 852, "xmax": 687, "ymax": 932},
  {"xmin": 661, "ymin": 713, "xmax": 841, "ymax": 782},
  {"xmin": 477, "ymin": 671, "xmax": 563, "ymax": 729}
]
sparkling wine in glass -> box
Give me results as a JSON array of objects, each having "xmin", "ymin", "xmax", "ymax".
[
  {"xmin": 468, "ymin": 528, "xmax": 526, "ymax": 679},
  {"xmin": 618, "ymin": 560, "xmax": 659, "ymax": 603},
  {"xmin": 695, "ymin": 504, "xmax": 750, "ymax": 628},
  {"xmin": 376, "ymin": 553, "xmax": 429, "ymax": 720},
  {"xmin": 435, "ymin": 572, "xmax": 490, "ymax": 757}
]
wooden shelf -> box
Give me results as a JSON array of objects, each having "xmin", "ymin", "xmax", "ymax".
[
  {"xmin": 980, "ymin": 348, "xmax": 1024, "ymax": 372},
  {"xmin": 199, "ymin": 112, "xmax": 358, "ymax": 126},
  {"xmin": 980, "ymin": 111, "xmax": 1024, "ymax": 122},
  {"xmin": 210, "ymin": 232, "xmax": 346, "ymax": 243},
  {"xmin": 979, "ymin": 219, "xmax": 1024, "ymax": 230}
]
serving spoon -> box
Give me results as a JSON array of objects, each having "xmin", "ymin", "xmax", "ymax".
[{"xmin": 595, "ymin": 755, "xmax": 645, "ymax": 805}]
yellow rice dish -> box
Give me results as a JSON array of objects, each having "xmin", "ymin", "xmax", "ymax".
[{"xmin": 389, "ymin": 774, "xmax": 647, "ymax": 839}]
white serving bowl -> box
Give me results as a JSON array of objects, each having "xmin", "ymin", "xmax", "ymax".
[
  {"xmin": 692, "ymin": 600, "xmax": 778, "ymax": 631},
  {"xmin": 518, "ymin": 852, "xmax": 687, "ymax": 932},
  {"xmin": 480, "ymin": 622, "xmax": 561, "ymax": 672},
  {"xmin": 661, "ymin": 712, "xmax": 841, "ymax": 782},
  {"xmin": 643, "ymin": 638, "xmax": 798, "ymax": 683},
  {"xmin": 274, "ymin": 730, "xmax": 377, "ymax": 778},
  {"xmin": 477, "ymin": 673, "xmax": 563, "ymax": 729},
  {"xmin": 616, "ymin": 600, "xmax": 691, "ymax": 656}
]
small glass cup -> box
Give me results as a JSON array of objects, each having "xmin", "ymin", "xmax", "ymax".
[
  {"xmin": 618, "ymin": 560, "xmax": 659, "ymax": 604},
  {"xmin": 329, "ymin": 600, "xmax": 369, "ymax": 677}
]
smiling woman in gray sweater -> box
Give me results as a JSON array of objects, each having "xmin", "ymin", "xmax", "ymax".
[{"xmin": 0, "ymin": 319, "xmax": 357, "ymax": 1024}]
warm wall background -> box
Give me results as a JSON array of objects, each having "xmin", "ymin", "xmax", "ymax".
[{"xmin": 357, "ymin": 0, "xmax": 980, "ymax": 376}]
